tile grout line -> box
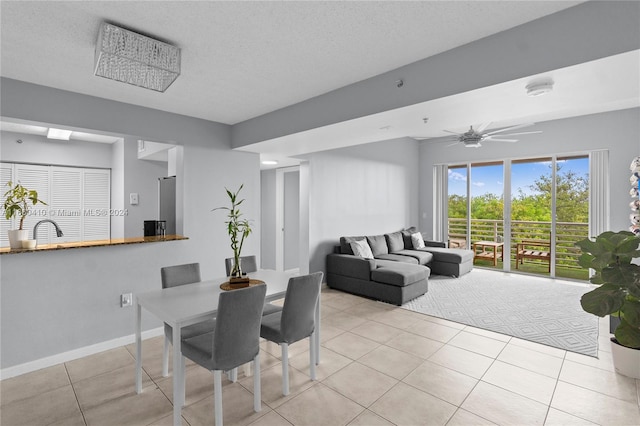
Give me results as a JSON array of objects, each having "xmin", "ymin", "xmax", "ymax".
[{"xmin": 63, "ymin": 362, "xmax": 88, "ymax": 426}]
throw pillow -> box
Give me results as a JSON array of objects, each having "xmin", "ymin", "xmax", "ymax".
[
  {"xmin": 402, "ymin": 226, "xmax": 419, "ymax": 249},
  {"xmin": 350, "ymin": 239, "xmax": 374, "ymax": 259},
  {"xmin": 367, "ymin": 234, "xmax": 389, "ymax": 256},
  {"xmin": 411, "ymin": 232, "xmax": 425, "ymax": 249},
  {"xmin": 340, "ymin": 236, "xmax": 364, "ymax": 255},
  {"xmin": 385, "ymin": 232, "xmax": 405, "ymax": 253}
]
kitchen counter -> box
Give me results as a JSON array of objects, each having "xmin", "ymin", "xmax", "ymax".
[{"xmin": 0, "ymin": 235, "xmax": 188, "ymax": 255}]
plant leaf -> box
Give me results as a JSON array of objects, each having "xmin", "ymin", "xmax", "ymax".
[
  {"xmin": 614, "ymin": 317, "xmax": 640, "ymax": 349},
  {"xmin": 580, "ymin": 284, "xmax": 627, "ymax": 317}
]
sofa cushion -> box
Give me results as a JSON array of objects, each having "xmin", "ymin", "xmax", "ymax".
[
  {"xmin": 375, "ymin": 253, "xmax": 419, "ymax": 264},
  {"xmin": 402, "ymin": 227, "xmax": 419, "ymax": 249},
  {"xmin": 393, "ymin": 250, "xmax": 434, "ymax": 265},
  {"xmin": 367, "ymin": 235, "xmax": 389, "ymax": 256},
  {"xmin": 371, "ymin": 263, "xmax": 429, "ymax": 287},
  {"xmin": 419, "ymin": 247, "xmax": 474, "ymax": 264},
  {"xmin": 385, "ymin": 231, "xmax": 405, "ymax": 253},
  {"xmin": 350, "ymin": 239, "xmax": 374, "ymax": 259},
  {"xmin": 340, "ymin": 236, "xmax": 365, "ymax": 255}
]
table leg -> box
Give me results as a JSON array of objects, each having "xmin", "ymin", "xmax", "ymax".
[
  {"xmin": 135, "ymin": 302, "xmax": 142, "ymax": 394},
  {"xmin": 173, "ymin": 325, "xmax": 183, "ymax": 425},
  {"xmin": 493, "ymin": 246, "xmax": 498, "ymax": 266}
]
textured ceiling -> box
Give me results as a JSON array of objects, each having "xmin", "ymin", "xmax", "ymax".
[{"xmin": 0, "ymin": 1, "xmax": 583, "ymax": 125}]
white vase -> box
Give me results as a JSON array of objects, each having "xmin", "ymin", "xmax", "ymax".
[
  {"xmin": 610, "ymin": 338, "xmax": 640, "ymax": 379},
  {"xmin": 8, "ymin": 229, "xmax": 29, "ymax": 249}
]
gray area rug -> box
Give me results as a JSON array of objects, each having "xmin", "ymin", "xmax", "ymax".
[{"xmin": 401, "ymin": 269, "xmax": 599, "ymax": 357}]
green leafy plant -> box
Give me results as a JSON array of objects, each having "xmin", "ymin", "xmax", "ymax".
[
  {"xmin": 3, "ymin": 181, "xmax": 47, "ymax": 230},
  {"xmin": 212, "ymin": 184, "xmax": 252, "ymax": 277},
  {"xmin": 576, "ymin": 231, "xmax": 640, "ymax": 349}
]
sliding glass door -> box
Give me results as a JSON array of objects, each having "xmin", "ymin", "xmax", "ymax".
[{"xmin": 447, "ymin": 154, "xmax": 589, "ymax": 280}]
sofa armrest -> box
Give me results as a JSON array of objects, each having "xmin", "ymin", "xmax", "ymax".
[
  {"xmin": 422, "ymin": 238, "xmax": 447, "ymax": 248},
  {"xmin": 327, "ymin": 253, "xmax": 376, "ymax": 280}
]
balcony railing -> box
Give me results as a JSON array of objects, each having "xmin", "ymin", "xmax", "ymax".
[{"xmin": 448, "ymin": 218, "xmax": 589, "ymax": 278}]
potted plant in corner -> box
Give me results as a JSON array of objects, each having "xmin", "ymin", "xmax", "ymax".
[
  {"xmin": 212, "ymin": 184, "xmax": 252, "ymax": 284},
  {"xmin": 3, "ymin": 181, "xmax": 47, "ymax": 249},
  {"xmin": 575, "ymin": 231, "xmax": 640, "ymax": 378}
]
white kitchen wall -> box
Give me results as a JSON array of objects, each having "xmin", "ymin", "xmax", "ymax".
[
  {"xmin": 0, "ymin": 130, "xmax": 113, "ymax": 168},
  {"xmin": 0, "ymin": 78, "xmax": 260, "ymax": 373}
]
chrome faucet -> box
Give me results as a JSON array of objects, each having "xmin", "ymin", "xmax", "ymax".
[{"xmin": 33, "ymin": 219, "xmax": 64, "ymax": 241}]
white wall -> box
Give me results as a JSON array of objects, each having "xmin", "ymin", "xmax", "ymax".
[
  {"xmin": 122, "ymin": 135, "xmax": 168, "ymax": 237},
  {"xmin": 0, "ymin": 78, "xmax": 260, "ymax": 372},
  {"xmin": 301, "ymin": 137, "xmax": 420, "ymax": 274},
  {"xmin": 260, "ymin": 169, "xmax": 277, "ymax": 270},
  {"xmin": 1, "ymin": 130, "xmax": 113, "ymax": 168},
  {"xmin": 418, "ymin": 108, "xmax": 640, "ymax": 238}
]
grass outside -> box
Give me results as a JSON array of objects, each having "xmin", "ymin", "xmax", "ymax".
[{"xmin": 473, "ymin": 258, "xmax": 589, "ymax": 281}]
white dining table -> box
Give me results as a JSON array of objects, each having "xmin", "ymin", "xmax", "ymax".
[{"xmin": 134, "ymin": 269, "xmax": 320, "ymax": 426}]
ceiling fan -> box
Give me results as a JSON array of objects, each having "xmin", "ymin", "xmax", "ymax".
[{"xmin": 416, "ymin": 122, "xmax": 542, "ymax": 148}]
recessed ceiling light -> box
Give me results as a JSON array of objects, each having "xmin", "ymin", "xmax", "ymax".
[
  {"xmin": 262, "ymin": 160, "xmax": 278, "ymax": 165},
  {"xmin": 47, "ymin": 128, "xmax": 73, "ymax": 140},
  {"xmin": 526, "ymin": 80, "xmax": 554, "ymax": 97}
]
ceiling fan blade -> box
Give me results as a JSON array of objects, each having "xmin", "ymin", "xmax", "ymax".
[
  {"xmin": 446, "ymin": 141, "xmax": 460, "ymax": 147},
  {"xmin": 442, "ymin": 129, "xmax": 461, "ymax": 135},
  {"xmin": 477, "ymin": 122, "xmax": 492, "ymax": 133},
  {"xmin": 496, "ymin": 130, "xmax": 542, "ymax": 137},
  {"xmin": 486, "ymin": 138, "xmax": 518, "ymax": 142},
  {"xmin": 484, "ymin": 123, "xmax": 535, "ymax": 136}
]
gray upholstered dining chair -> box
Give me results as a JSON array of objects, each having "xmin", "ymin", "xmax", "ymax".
[
  {"xmin": 181, "ymin": 284, "xmax": 267, "ymax": 426},
  {"xmin": 224, "ymin": 255, "xmax": 257, "ymax": 276},
  {"xmin": 260, "ymin": 271, "xmax": 323, "ymax": 395},
  {"xmin": 160, "ymin": 263, "xmax": 215, "ymax": 377}
]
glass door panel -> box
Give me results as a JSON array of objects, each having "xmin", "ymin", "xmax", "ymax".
[
  {"xmin": 447, "ymin": 165, "xmax": 468, "ymax": 248},
  {"xmin": 470, "ymin": 162, "xmax": 504, "ymax": 269},
  {"xmin": 555, "ymin": 155, "xmax": 589, "ymax": 280},
  {"xmin": 511, "ymin": 158, "xmax": 552, "ymax": 276}
]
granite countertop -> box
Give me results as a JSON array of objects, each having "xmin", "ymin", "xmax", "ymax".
[{"xmin": 0, "ymin": 235, "xmax": 188, "ymax": 255}]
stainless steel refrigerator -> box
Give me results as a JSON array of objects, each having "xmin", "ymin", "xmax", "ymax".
[{"xmin": 158, "ymin": 176, "xmax": 176, "ymax": 235}]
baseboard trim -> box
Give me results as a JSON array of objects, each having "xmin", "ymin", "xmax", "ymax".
[{"xmin": 0, "ymin": 327, "xmax": 164, "ymax": 380}]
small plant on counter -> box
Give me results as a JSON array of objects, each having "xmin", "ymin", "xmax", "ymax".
[
  {"xmin": 212, "ymin": 184, "xmax": 252, "ymax": 278},
  {"xmin": 3, "ymin": 181, "xmax": 47, "ymax": 230}
]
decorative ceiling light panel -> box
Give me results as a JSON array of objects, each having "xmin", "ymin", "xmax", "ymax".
[{"xmin": 94, "ymin": 22, "xmax": 180, "ymax": 92}]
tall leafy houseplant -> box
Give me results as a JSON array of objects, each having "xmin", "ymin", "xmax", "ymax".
[
  {"xmin": 576, "ymin": 231, "xmax": 640, "ymax": 352},
  {"xmin": 3, "ymin": 181, "xmax": 47, "ymax": 230},
  {"xmin": 213, "ymin": 184, "xmax": 252, "ymax": 278}
]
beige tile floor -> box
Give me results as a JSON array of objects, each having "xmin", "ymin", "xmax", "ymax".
[{"xmin": 2, "ymin": 286, "xmax": 639, "ymax": 426}]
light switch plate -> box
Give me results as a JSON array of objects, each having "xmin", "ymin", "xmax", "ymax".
[
  {"xmin": 121, "ymin": 293, "xmax": 133, "ymax": 308},
  {"xmin": 129, "ymin": 193, "xmax": 139, "ymax": 205}
]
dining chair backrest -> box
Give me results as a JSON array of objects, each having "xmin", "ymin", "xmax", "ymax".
[
  {"xmin": 224, "ymin": 255, "xmax": 257, "ymax": 276},
  {"xmin": 280, "ymin": 272, "xmax": 323, "ymax": 343},
  {"xmin": 213, "ymin": 284, "xmax": 267, "ymax": 371},
  {"xmin": 161, "ymin": 263, "xmax": 201, "ymax": 289}
]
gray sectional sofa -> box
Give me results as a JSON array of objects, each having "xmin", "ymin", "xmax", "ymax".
[{"xmin": 326, "ymin": 228, "xmax": 474, "ymax": 305}]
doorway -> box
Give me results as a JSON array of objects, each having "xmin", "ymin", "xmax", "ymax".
[{"xmin": 276, "ymin": 166, "xmax": 300, "ymax": 272}]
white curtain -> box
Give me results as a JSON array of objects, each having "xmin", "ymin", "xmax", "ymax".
[
  {"xmin": 433, "ymin": 164, "xmax": 449, "ymax": 243},
  {"xmin": 589, "ymin": 150, "xmax": 610, "ymax": 238}
]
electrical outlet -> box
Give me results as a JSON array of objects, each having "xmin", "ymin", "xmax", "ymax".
[{"xmin": 121, "ymin": 293, "xmax": 133, "ymax": 308}]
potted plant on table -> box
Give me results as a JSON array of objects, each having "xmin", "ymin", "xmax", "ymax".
[
  {"xmin": 213, "ymin": 184, "xmax": 252, "ymax": 283},
  {"xmin": 575, "ymin": 231, "xmax": 640, "ymax": 378},
  {"xmin": 3, "ymin": 181, "xmax": 47, "ymax": 249}
]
